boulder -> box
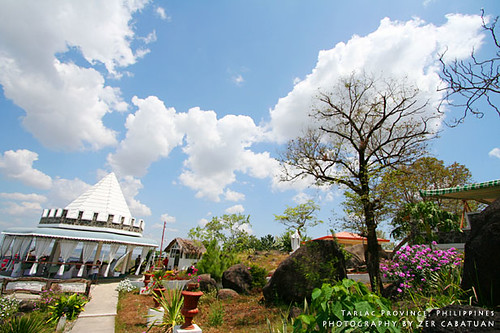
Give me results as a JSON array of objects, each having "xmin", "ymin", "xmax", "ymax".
[
  {"xmin": 422, "ymin": 304, "xmax": 500, "ymax": 332},
  {"xmin": 222, "ymin": 264, "xmax": 252, "ymax": 294},
  {"xmin": 185, "ymin": 274, "xmax": 217, "ymax": 292},
  {"xmin": 462, "ymin": 198, "xmax": 500, "ymax": 307},
  {"xmin": 263, "ymin": 239, "xmax": 347, "ymax": 304},
  {"xmin": 18, "ymin": 300, "xmax": 35, "ymax": 313},
  {"xmin": 344, "ymin": 243, "xmax": 389, "ymax": 269},
  {"xmin": 217, "ymin": 288, "xmax": 239, "ymax": 300}
]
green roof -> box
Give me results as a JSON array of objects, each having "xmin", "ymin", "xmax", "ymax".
[{"xmin": 419, "ymin": 179, "xmax": 500, "ymax": 204}]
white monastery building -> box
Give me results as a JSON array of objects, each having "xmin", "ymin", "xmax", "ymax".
[{"xmin": 0, "ymin": 173, "xmax": 157, "ymax": 279}]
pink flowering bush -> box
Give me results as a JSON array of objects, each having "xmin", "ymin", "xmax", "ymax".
[{"xmin": 380, "ymin": 242, "xmax": 463, "ymax": 294}]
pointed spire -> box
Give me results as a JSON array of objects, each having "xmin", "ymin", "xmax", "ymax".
[{"xmin": 64, "ymin": 172, "xmax": 132, "ymax": 219}]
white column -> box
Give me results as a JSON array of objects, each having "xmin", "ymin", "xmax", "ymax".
[
  {"xmin": 121, "ymin": 245, "xmax": 134, "ymax": 274},
  {"xmin": 56, "ymin": 240, "xmax": 79, "ymax": 277},
  {"xmin": 135, "ymin": 247, "xmax": 150, "ymax": 275},
  {"xmin": 104, "ymin": 243, "xmax": 120, "ymax": 277},
  {"xmin": 29, "ymin": 237, "xmax": 53, "ymax": 275},
  {"xmin": 78, "ymin": 242, "xmax": 97, "ymax": 277}
]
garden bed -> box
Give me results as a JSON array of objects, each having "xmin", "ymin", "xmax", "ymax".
[{"xmin": 115, "ymin": 289, "xmax": 288, "ymax": 333}]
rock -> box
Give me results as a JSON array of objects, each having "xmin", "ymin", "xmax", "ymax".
[
  {"xmin": 462, "ymin": 198, "xmax": 500, "ymax": 307},
  {"xmin": 344, "ymin": 243, "xmax": 389, "ymax": 269},
  {"xmin": 263, "ymin": 239, "xmax": 347, "ymax": 304},
  {"xmin": 185, "ymin": 274, "xmax": 217, "ymax": 292},
  {"xmin": 222, "ymin": 264, "xmax": 252, "ymax": 294},
  {"xmin": 18, "ymin": 300, "xmax": 35, "ymax": 312},
  {"xmin": 422, "ymin": 304, "xmax": 500, "ymax": 332},
  {"xmin": 217, "ymin": 288, "xmax": 239, "ymax": 300},
  {"xmin": 289, "ymin": 306, "xmax": 302, "ymax": 319},
  {"xmin": 344, "ymin": 244, "xmax": 365, "ymax": 269}
]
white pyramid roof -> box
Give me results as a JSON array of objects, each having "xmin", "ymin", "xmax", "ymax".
[{"xmin": 64, "ymin": 173, "xmax": 132, "ymax": 219}]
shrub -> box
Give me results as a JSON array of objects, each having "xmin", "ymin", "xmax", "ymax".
[
  {"xmin": 47, "ymin": 293, "xmax": 88, "ymax": 323},
  {"xmin": 116, "ymin": 279, "xmax": 137, "ymax": 293},
  {"xmin": 149, "ymin": 289, "xmax": 184, "ymax": 330},
  {"xmin": 249, "ymin": 264, "xmax": 268, "ymax": 289},
  {"xmin": 380, "ymin": 242, "xmax": 462, "ymax": 294},
  {"xmin": 0, "ymin": 313, "xmax": 49, "ymax": 333},
  {"xmin": 197, "ymin": 239, "xmax": 239, "ymax": 281},
  {"xmin": 0, "ymin": 297, "xmax": 20, "ymax": 322},
  {"xmin": 293, "ymin": 279, "xmax": 401, "ymax": 333},
  {"xmin": 208, "ymin": 301, "xmax": 225, "ymax": 327},
  {"xmin": 275, "ymin": 231, "xmax": 293, "ymax": 253}
]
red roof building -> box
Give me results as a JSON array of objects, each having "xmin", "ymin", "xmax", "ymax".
[{"xmin": 313, "ymin": 232, "xmax": 390, "ymax": 246}]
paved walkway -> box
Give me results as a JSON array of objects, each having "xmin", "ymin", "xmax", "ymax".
[{"xmin": 69, "ymin": 281, "xmax": 120, "ymax": 333}]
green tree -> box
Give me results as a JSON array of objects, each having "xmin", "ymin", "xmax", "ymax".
[
  {"xmin": 258, "ymin": 234, "xmax": 277, "ymax": 251},
  {"xmin": 280, "ymin": 73, "xmax": 436, "ymax": 294},
  {"xmin": 391, "ymin": 201, "xmax": 460, "ymax": 254},
  {"xmin": 379, "ymin": 156, "xmax": 474, "ymax": 215},
  {"xmin": 338, "ymin": 157, "xmax": 473, "ymax": 236},
  {"xmin": 188, "ymin": 213, "xmax": 253, "ymax": 251},
  {"xmin": 274, "ymin": 200, "xmax": 322, "ymax": 237},
  {"xmin": 196, "ymin": 239, "xmax": 239, "ymax": 281}
]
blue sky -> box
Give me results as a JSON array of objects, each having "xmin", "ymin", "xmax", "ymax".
[{"xmin": 0, "ymin": 0, "xmax": 499, "ymax": 247}]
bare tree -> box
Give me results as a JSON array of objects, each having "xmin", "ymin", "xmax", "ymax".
[
  {"xmin": 279, "ymin": 73, "xmax": 437, "ymax": 294},
  {"xmin": 439, "ymin": 10, "xmax": 500, "ymax": 124}
]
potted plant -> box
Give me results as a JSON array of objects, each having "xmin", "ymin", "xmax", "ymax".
[
  {"xmin": 180, "ymin": 281, "xmax": 203, "ymax": 329},
  {"xmin": 143, "ymin": 271, "xmax": 153, "ymax": 287},
  {"xmin": 150, "ymin": 269, "xmax": 167, "ymax": 308}
]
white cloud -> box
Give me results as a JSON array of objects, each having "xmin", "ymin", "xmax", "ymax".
[
  {"xmin": 119, "ymin": 175, "xmax": 152, "ymax": 217},
  {"xmin": 0, "ymin": 192, "xmax": 47, "ymax": 203},
  {"xmin": 268, "ymin": 15, "xmax": 485, "ymax": 143},
  {"xmin": 156, "ymin": 7, "xmax": 171, "ymax": 21},
  {"xmin": 224, "ymin": 189, "xmax": 245, "ymax": 202},
  {"xmin": 0, "ymin": 150, "xmax": 52, "ymax": 189},
  {"xmin": 178, "ymin": 108, "xmax": 275, "ymax": 201},
  {"xmin": 225, "ymin": 204, "xmax": 245, "ymax": 214},
  {"xmin": 0, "ymin": 192, "xmax": 47, "ymax": 217},
  {"xmin": 47, "ymin": 177, "xmax": 92, "ymax": 207},
  {"xmin": 108, "ymin": 96, "xmax": 184, "ymax": 177},
  {"xmin": 232, "ymin": 74, "xmax": 245, "ymax": 86},
  {"xmin": 236, "ymin": 222, "xmax": 253, "ymax": 235},
  {"xmin": 489, "ymin": 148, "xmax": 500, "ymax": 159},
  {"xmin": 293, "ymin": 192, "xmax": 312, "ymax": 204},
  {"xmin": 0, "ymin": 0, "xmax": 149, "ymax": 150},
  {"xmin": 141, "ymin": 30, "xmax": 157, "ymax": 44},
  {"xmin": 198, "ymin": 218, "xmax": 209, "ymax": 227},
  {"xmin": 160, "ymin": 213, "xmax": 177, "ymax": 224},
  {"xmin": 0, "ymin": 200, "xmax": 43, "ymax": 216}
]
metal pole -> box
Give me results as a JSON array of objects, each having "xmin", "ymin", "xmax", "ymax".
[{"xmin": 159, "ymin": 221, "xmax": 166, "ymax": 267}]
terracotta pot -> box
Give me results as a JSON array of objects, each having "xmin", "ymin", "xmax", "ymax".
[
  {"xmin": 180, "ymin": 289, "xmax": 203, "ymax": 329},
  {"xmin": 152, "ymin": 286, "xmax": 167, "ymax": 308},
  {"xmin": 143, "ymin": 273, "xmax": 152, "ymax": 287}
]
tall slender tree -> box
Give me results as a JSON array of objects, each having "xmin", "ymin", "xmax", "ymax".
[{"xmin": 280, "ymin": 72, "xmax": 437, "ymax": 294}]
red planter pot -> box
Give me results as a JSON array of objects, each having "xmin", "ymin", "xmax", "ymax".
[
  {"xmin": 180, "ymin": 283, "xmax": 203, "ymax": 329},
  {"xmin": 152, "ymin": 287, "xmax": 167, "ymax": 308},
  {"xmin": 143, "ymin": 273, "xmax": 152, "ymax": 288}
]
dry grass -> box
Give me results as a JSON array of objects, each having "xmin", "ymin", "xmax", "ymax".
[
  {"xmin": 115, "ymin": 291, "xmax": 155, "ymax": 332},
  {"xmin": 116, "ymin": 250, "xmax": 292, "ymax": 333},
  {"xmin": 238, "ymin": 250, "xmax": 289, "ymax": 272},
  {"xmin": 116, "ymin": 290, "xmax": 290, "ymax": 333}
]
